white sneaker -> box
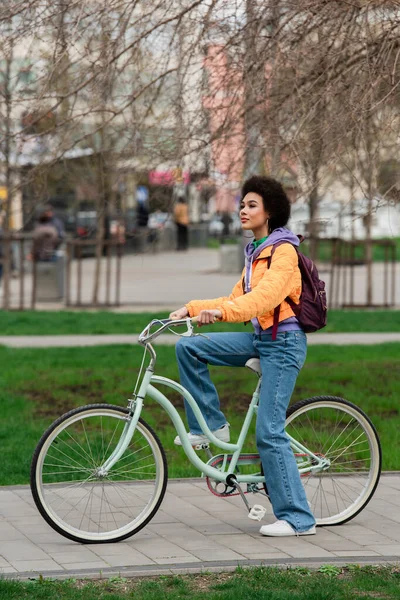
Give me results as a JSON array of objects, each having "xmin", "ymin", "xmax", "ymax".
[
  {"xmin": 259, "ymin": 519, "xmax": 316, "ymax": 537},
  {"xmin": 174, "ymin": 424, "xmax": 230, "ymax": 446}
]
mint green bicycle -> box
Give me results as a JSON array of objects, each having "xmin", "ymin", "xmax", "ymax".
[{"xmin": 30, "ymin": 318, "xmax": 382, "ymax": 544}]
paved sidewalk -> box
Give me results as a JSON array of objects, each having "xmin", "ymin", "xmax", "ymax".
[
  {"xmin": 1, "ymin": 332, "xmax": 400, "ymax": 348},
  {"xmin": 2, "ymin": 247, "xmax": 399, "ymax": 311},
  {"xmin": 1, "ymin": 475, "xmax": 400, "ymax": 580}
]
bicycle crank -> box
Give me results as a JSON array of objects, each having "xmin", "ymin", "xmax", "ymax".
[
  {"xmin": 225, "ymin": 474, "xmax": 267, "ymax": 522},
  {"xmin": 205, "ymin": 453, "xmax": 262, "ymax": 496}
]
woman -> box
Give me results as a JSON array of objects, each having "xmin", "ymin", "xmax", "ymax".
[
  {"xmin": 174, "ymin": 197, "xmax": 189, "ymax": 251},
  {"xmin": 169, "ymin": 175, "xmax": 316, "ymax": 537}
]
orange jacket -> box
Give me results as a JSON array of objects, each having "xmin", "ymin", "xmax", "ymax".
[{"xmin": 186, "ymin": 243, "xmax": 301, "ymax": 329}]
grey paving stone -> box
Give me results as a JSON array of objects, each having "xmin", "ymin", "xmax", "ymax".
[
  {"xmin": 209, "ymin": 534, "xmax": 285, "ymax": 556},
  {"xmin": 147, "ymin": 522, "xmax": 197, "ymax": 537},
  {"xmin": 167, "ymin": 482, "xmax": 211, "ymax": 497},
  {"xmin": 315, "ymin": 540, "xmax": 365, "ymax": 552},
  {"xmin": 37, "ymin": 536, "xmax": 95, "ymax": 557},
  {"xmin": 12, "ymin": 521, "xmax": 55, "ymax": 535},
  {"xmin": 0, "ymin": 556, "xmax": 13, "ymax": 568},
  {"xmin": 326, "ymin": 524, "xmax": 377, "ymax": 536},
  {"xmin": 50, "ymin": 550, "xmax": 108, "ymax": 564},
  {"xmin": 368, "ymin": 545, "xmax": 400, "ymax": 556},
  {"xmin": 97, "ymin": 554, "xmax": 154, "ymax": 567},
  {"xmin": 360, "ymin": 525, "xmax": 400, "ymax": 541},
  {"xmin": 154, "ymin": 556, "xmax": 201, "ymax": 565},
  {"xmin": 1, "ymin": 476, "xmax": 400, "ymax": 577},
  {"xmin": 380, "ymin": 476, "xmax": 400, "ymax": 490},
  {"xmin": 56, "ymin": 561, "xmax": 109, "ymax": 571},
  {"xmin": 10, "ymin": 559, "xmax": 63, "ymax": 572},
  {"xmin": 24, "ymin": 533, "xmax": 70, "ymax": 545},
  {"xmin": 191, "ymin": 548, "xmax": 246, "ymax": 561},
  {"xmin": 160, "ymin": 497, "xmax": 212, "ymax": 519},
  {"xmin": 92, "ymin": 545, "xmax": 155, "ymax": 566},
  {"xmin": 262, "ymin": 538, "xmax": 335, "ymax": 559},
  {"xmin": 0, "ymin": 491, "xmax": 19, "ymax": 503},
  {"xmin": 189, "ymin": 519, "xmax": 243, "ymax": 535},
  {"xmin": 147, "ymin": 511, "xmax": 179, "ymax": 524},
  {"xmin": 90, "ymin": 542, "xmax": 143, "ymax": 556},
  {"xmin": 242, "ymin": 552, "xmax": 292, "ymax": 560},
  {"xmin": 132, "ymin": 538, "xmax": 199, "ymax": 562},
  {"xmin": 0, "ymin": 523, "xmax": 27, "ymax": 541},
  {"xmin": 345, "ymin": 534, "xmax": 399, "ymax": 546},
  {"xmin": 333, "ymin": 551, "xmax": 382, "ymax": 557},
  {"xmin": 7, "ymin": 515, "xmax": 45, "ymax": 526},
  {"xmin": 0, "ymin": 503, "xmax": 38, "ymax": 518},
  {"xmin": 0, "ymin": 540, "xmax": 51, "ymax": 562}
]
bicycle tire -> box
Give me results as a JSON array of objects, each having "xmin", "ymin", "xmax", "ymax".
[
  {"xmin": 31, "ymin": 404, "xmax": 168, "ymax": 543},
  {"xmin": 286, "ymin": 396, "xmax": 381, "ymax": 526}
]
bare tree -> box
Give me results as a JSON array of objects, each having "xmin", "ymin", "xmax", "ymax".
[{"xmin": 1, "ymin": 0, "xmax": 400, "ymax": 308}]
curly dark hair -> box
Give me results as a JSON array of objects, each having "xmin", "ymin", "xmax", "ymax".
[{"xmin": 241, "ymin": 175, "xmax": 291, "ymax": 232}]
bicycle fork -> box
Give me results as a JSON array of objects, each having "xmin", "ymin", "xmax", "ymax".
[{"xmin": 96, "ymin": 369, "xmax": 153, "ymax": 476}]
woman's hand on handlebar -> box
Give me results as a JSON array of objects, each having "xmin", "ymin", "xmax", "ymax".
[
  {"xmin": 197, "ymin": 309, "xmax": 222, "ymax": 327},
  {"xmin": 168, "ymin": 307, "xmax": 222, "ymax": 326},
  {"xmin": 169, "ymin": 306, "xmax": 189, "ymax": 320}
]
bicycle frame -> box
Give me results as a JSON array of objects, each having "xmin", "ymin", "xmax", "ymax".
[{"xmin": 100, "ymin": 359, "xmax": 328, "ymax": 484}]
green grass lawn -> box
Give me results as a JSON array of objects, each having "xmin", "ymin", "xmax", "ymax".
[
  {"xmin": 1, "ymin": 566, "xmax": 400, "ymax": 599},
  {"xmin": 0, "ymin": 308, "xmax": 400, "ymax": 335},
  {"xmin": 0, "ymin": 342, "xmax": 399, "ymax": 486},
  {"xmin": 301, "ymin": 237, "xmax": 400, "ymax": 263},
  {"xmin": 209, "ymin": 236, "xmax": 400, "ymax": 262}
]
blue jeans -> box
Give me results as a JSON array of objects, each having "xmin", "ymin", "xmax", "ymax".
[{"xmin": 175, "ymin": 331, "xmax": 315, "ymax": 532}]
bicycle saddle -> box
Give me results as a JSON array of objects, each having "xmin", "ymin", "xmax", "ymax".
[{"xmin": 245, "ymin": 358, "xmax": 262, "ymax": 376}]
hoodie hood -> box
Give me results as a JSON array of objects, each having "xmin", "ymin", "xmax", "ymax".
[{"xmin": 244, "ymin": 228, "xmax": 300, "ymax": 293}]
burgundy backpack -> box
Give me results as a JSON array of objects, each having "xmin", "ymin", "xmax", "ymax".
[{"xmin": 268, "ymin": 237, "xmax": 327, "ymax": 340}]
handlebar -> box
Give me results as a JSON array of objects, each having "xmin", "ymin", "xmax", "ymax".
[{"xmin": 138, "ymin": 317, "xmax": 198, "ymax": 345}]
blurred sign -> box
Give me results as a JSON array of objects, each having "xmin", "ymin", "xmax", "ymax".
[
  {"xmin": 0, "ymin": 186, "xmax": 7, "ymax": 201},
  {"xmin": 149, "ymin": 170, "xmax": 190, "ymax": 186}
]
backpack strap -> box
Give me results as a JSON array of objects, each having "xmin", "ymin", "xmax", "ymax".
[{"xmin": 267, "ymin": 241, "xmax": 297, "ymax": 341}]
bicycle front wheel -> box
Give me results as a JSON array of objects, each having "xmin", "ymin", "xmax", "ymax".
[
  {"xmin": 286, "ymin": 396, "xmax": 381, "ymax": 526},
  {"xmin": 31, "ymin": 404, "xmax": 168, "ymax": 543}
]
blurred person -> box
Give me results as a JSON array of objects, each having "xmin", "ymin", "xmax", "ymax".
[
  {"xmin": 43, "ymin": 203, "xmax": 65, "ymax": 247},
  {"xmin": 137, "ymin": 201, "xmax": 149, "ymax": 228},
  {"xmin": 221, "ymin": 211, "xmax": 232, "ymax": 241},
  {"xmin": 32, "ymin": 213, "xmax": 60, "ymax": 262},
  {"xmin": 136, "ymin": 201, "xmax": 149, "ymax": 252},
  {"xmin": 174, "ymin": 197, "xmax": 189, "ymax": 251},
  {"xmin": 169, "ymin": 175, "xmax": 315, "ymax": 538}
]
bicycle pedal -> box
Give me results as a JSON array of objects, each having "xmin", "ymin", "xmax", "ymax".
[
  {"xmin": 248, "ymin": 504, "xmax": 267, "ymax": 521},
  {"xmin": 193, "ymin": 442, "xmax": 210, "ymax": 451}
]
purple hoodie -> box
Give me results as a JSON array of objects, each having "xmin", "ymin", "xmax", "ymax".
[{"xmin": 244, "ymin": 227, "xmax": 302, "ymax": 335}]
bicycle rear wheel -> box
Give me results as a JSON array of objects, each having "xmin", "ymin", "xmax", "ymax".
[
  {"xmin": 286, "ymin": 396, "xmax": 381, "ymax": 526},
  {"xmin": 31, "ymin": 404, "xmax": 168, "ymax": 543}
]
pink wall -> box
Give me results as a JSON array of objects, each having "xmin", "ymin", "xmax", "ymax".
[
  {"xmin": 203, "ymin": 45, "xmax": 245, "ymax": 211},
  {"xmin": 203, "ymin": 45, "xmax": 299, "ymax": 211}
]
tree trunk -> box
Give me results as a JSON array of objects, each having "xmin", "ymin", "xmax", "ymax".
[
  {"xmin": 243, "ymin": 0, "xmax": 265, "ymax": 178},
  {"xmin": 2, "ymin": 39, "xmax": 13, "ymax": 310},
  {"xmin": 92, "ymin": 151, "xmax": 107, "ymax": 306},
  {"xmin": 308, "ymin": 185, "xmax": 319, "ymax": 262},
  {"xmin": 364, "ymin": 204, "xmax": 373, "ymax": 306},
  {"xmin": 364, "ymin": 109, "xmax": 374, "ymax": 307}
]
